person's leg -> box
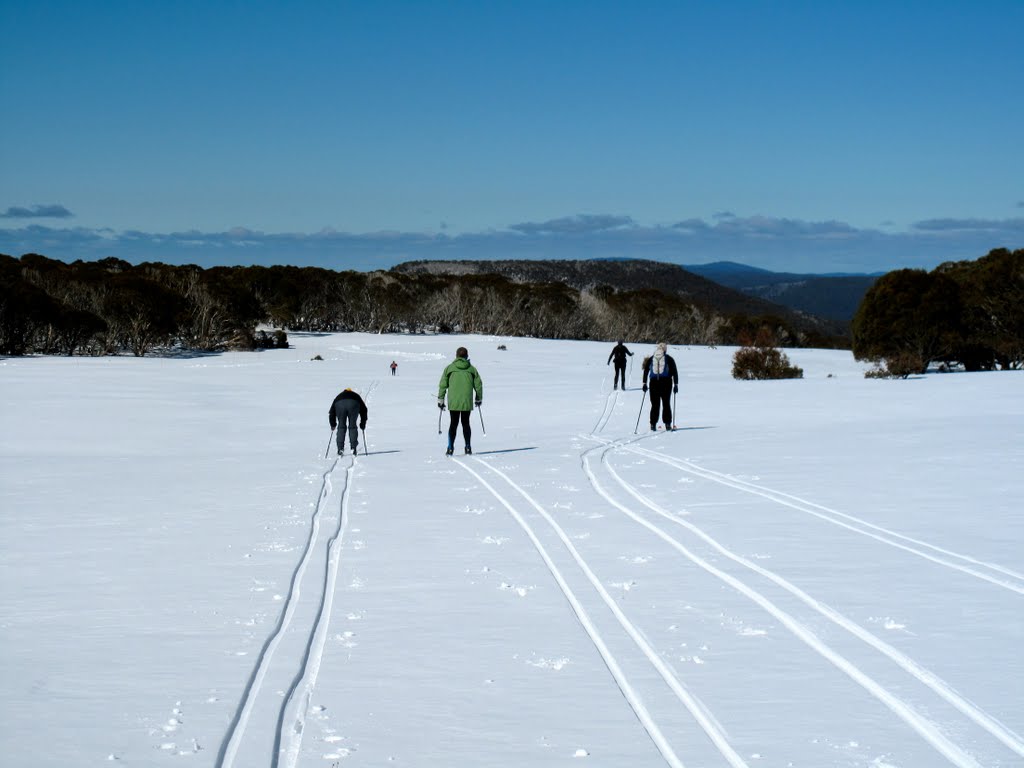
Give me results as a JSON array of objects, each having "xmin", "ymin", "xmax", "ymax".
[
  {"xmin": 340, "ymin": 400, "xmax": 359, "ymax": 451},
  {"xmin": 448, "ymin": 411, "xmax": 459, "ymax": 448},
  {"xmin": 461, "ymin": 411, "xmax": 472, "ymax": 449},
  {"xmin": 661, "ymin": 387, "xmax": 672, "ymax": 428},
  {"xmin": 334, "ymin": 404, "xmax": 345, "ymax": 454},
  {"xmin": 649, "ymin": 385, "xmax": 659, "ymax": 429}
]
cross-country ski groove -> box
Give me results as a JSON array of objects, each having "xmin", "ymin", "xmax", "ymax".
[
  {"xmin": 585, "ymin": 436, "xmax": 1024, "ymax": 760},
  {"xmin": 591, "ymin": 389, "xmax": 618, "ymax": 435},
  {"xmin": 216, "ymin": 457, "xmax": 355, "ymax": 768},
  {"xmin": 275, "ymin": 458, "xmax": 354, "ymax": 768},
  {"xmin": 579, "ymin": 438, "xmax": 985, "ymax": 768},
  {"xmin": 457, "ymin": 456, "xmax": 748, "ymax": 768},
  {"xmin": 620, "ymin": 442, "xmax": 1024, "ymax": 595}
]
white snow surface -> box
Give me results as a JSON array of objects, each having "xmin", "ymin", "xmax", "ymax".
[{"xmin": 2, "ymin": 332, "xmax": 1022, "ymax": 768}]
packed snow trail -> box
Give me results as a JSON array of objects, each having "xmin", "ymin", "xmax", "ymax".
[
  {"xmin": 579, "ymin": 438, "xmax": 986, "ymax": 768},
  {"xmin": 586, "ymin": 435, "xmax": 1024, "ymax": 761}
]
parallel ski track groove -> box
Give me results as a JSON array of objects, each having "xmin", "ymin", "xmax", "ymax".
[
  {"xmin": 216, "ymin": 459, "xmax": 341, "ymax": 768},
  {"xmin": 579, "ymin": 437, "xmax": 985, "ymax": 768},
  {"xmin": 461, "ymin": 457, "xmax": 750, "ymax": 768},
  {"xmin": 591, "ymin": 389, "xmax": 617, "ymax": 435},
  {"xmin": 453, "ymin": 458, "xmax": 689, "ymax": 768},
  {"xmin": 275, "ymin": 459, "xmax": 355, "ymax": 768},
  {"xmin": 587, "ymin": 436, "xmax": 1024, "ymax": 760},
  {"xmin": 622, "ymin": 443, "xmax": 1024, "ymax": 595}
]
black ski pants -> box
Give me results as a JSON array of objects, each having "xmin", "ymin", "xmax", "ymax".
[
  {"xmin": 613, "ymin": 363, "xmax": 626, "ymax": 389},
  {"xmin": 448, "ymin": 410, "xmax": 472, "ymax": 447},
  {"xmin": 334, "ymin": 399, "xmax": 361, "ymax": 452},
  {"xmin": 649, "ymin": 379, "xmax": 672, "ymax": 428}
]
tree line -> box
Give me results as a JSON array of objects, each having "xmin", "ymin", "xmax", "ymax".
[
  {"xmin": 0, "ymin": 253, "xmax": 828, "ymax": 357},
  {"xmin": 852, "ymin": 248, "xmax": 1023, "ymax": 373}
]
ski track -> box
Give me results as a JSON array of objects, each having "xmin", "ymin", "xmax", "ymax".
[
  {"xmin": 591, "ymin": 389, "xmax": 618, "ymax": 435},
  {"xmin": 458, "ymin": 457, "xmax": 748, "ymax": 768},
  {"xmin": 277, "ymin": 459, "xmax": 354, "ymax": 768},
  {"xmin": 620, "ymin": 442, "xmax": 1024, "ymax": 596},
  {"xmin": 578, "ymin": 437, "xmax": 985, "ymax": 768},
  {"xmin": 216, "ymin": 459, "xmax": 343, "ymax": 768},
  {"xmin": 586, "ymin": 436, "xmax": 1024, "ymax": 760}
]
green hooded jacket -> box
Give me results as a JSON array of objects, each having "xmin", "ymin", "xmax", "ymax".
[{"xmin": 438, "ymin": 358, "xmax": 483, "ymax": 411}]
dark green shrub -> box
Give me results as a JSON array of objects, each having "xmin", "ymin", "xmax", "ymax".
[{"xmin": 731, "ymin": 328, "xmax": 803, "ymax": 380}]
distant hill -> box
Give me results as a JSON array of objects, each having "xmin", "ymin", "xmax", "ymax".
[
  {"xmin": 392, "ymin": 258, "xmax": 846, "ymax": 338},
  {"xmin": 683, "ymin": 261, "xmax": 881, "ymax": 325}
]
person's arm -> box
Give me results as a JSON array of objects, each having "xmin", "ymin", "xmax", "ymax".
[
  {"xmin": 474, "ymin": 369, "xmax": 483, "ymax": 403},
  {"xmin": 328, "ymin": 399, "xmax": 337, "ymax": 429},
  {"xmin": 359, "ymin": 397, "xmax": 368, "ymax": 427},
  {"xmin": 438, "ymin": 367, "xmax": 449, "ymax": 408},
  {"xmin": 607, "ymin": 350, "xmax": 614, "ymax": 364}
]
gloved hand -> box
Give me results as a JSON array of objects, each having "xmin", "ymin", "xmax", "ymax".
[
  {"xmin": 673, "ymin": 386, "xmax": 678, "ymax": 394},
  {"xmin": 475, "ymin": 399, "xmax": 482, "ymax": 407},
  {"xmin": 642, "ymin": 384, "xmax": 648, "ymax": 392},
  {"xmin": 437, "ymin": 398, "xmax": 445, "ymax": 409},
  {"xmin": 360, "ymin": 421, "xmax": 367, "ymax": 431}
]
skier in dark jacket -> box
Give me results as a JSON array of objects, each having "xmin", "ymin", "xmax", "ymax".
[
  {"xmin": 607, "ymin": 340, "xmax": 633, "ymax": 390},
  {"xmin": 641, "ymin": 342, "xmax": 679, "ymax": 431},
  {"xmin": 438, "ymin": 346, "xmax": 483, "ymax": 456},
  {"xmin": 329, "ymin": 388, "xmax": 368, "ymax": 456}
]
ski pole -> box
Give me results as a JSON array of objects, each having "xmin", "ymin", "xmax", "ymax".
[
  {"xmin": 672, "ymin": 389, "xmax": 677, "ymax": 430},
  {"xmin": 324, "ymin": 428, "xmax": 335, "ymax": 458},
  {"xmin": 361, "ymin": 427, "xmax": 368, "ymax": 456},
  {"xmin": 634, "ymin": 390, "xmax": 647, "ymax": 434},
  {"xmin": 438, "ymin": 404, "xmax": 444, "ymax": 434},
  {"xmin": 477, "ymin": 403, "xmax": 486, "ymax": 436}
]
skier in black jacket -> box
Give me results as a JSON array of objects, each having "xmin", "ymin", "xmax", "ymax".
[
  {"xmin": 642, "ymin": 343, "xmax": 679, "ymax": 431},
  {"xmin": 607, "ymin": 341, "xmax": 633, "ymax": 390},
  {"xmin": 329, "ymin": 388, "xmax": 368, "ymax": 456}
]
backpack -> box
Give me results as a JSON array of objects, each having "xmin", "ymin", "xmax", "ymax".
[{"xmin": 648, "ymin": 355, "xmax": 670, "ymax": 380}]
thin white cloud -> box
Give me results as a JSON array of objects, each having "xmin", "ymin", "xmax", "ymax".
[
  {"xmin": 913, "ymin": 217, "xmax": 1024, "ymax": 233},
  {"xmin": 509, "ymin": 214, "xmax": 634, "ymax": 235}
]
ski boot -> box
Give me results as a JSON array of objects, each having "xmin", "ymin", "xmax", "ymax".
[
  {"xmin": 465, "ymin": 444, "xmax": 472, "ymax": 455},
  {"xmin": 445, "ymin": 444, "xmax": 454, "ymax": 457}
]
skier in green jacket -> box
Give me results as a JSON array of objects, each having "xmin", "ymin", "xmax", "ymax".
[{"xmin": 438, "ymin": 346, "xmax": 483, "ymax": 456}]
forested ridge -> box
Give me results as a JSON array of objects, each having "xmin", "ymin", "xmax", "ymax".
[
  {"xmin": 1, "ymin": 253, "xmax": 842, "ymax": 357},
  {"xmin": 2, "ymin": 249, "xmax": 1019, "ymax": 369}
]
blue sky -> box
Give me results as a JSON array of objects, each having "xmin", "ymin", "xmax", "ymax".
[{"xmin": 1, "ymin": 0, "xmax": 1021, "ymax": 273}]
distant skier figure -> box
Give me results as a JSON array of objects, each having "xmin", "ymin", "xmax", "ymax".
[
  {"xmin": 607, "ymin": 340, "xmax": 633, "ymax": 390},
  {"xmin": 438, "ymin": 346, "xmax": 483, "ymax": 456},
  {"xmin": 329, "ymin": 388, "xmax": 368, "ymax": 456},
  {"xmin": 390, "ymin": 360, "xmax": 398, "ymax": 376},
  {"xmin": 642, "ymin": 342, "xmax": 679, "ymax": 431}
]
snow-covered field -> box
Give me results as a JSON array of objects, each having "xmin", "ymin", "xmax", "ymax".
[{"xmin": 2, "ymin": 332, "xmax": 1022, "ymax": 768}]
